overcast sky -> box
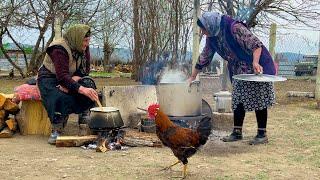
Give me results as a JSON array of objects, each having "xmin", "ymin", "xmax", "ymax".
[{"xmin": 4, "ymin": 21, "xmax": 320, "ymax": 56}]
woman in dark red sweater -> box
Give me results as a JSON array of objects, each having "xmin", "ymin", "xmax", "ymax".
[{"xmin": 37, "ymin": 24, "xmax": 98, "ymax": 144}]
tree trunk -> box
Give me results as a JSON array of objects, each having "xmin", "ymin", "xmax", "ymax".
[
  {"xmin": 192, "ymin": 0, "xmax": 200, "ymax": 71},
  {"xmin": 103, "ymin": 41, "xmax": 113, "ymax": 73},
  {"xmin": 132, "ymin": 0, "xmax": 142, "ymax": 81}
]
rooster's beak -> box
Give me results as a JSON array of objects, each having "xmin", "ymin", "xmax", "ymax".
[{"xmin": 137, "ymin": 107, "xmax": 147, "ymax": 112}]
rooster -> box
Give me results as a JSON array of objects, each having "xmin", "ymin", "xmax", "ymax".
[{"xmin": 147, "ymin": 104, "xmax": 212, "ymax": 178}]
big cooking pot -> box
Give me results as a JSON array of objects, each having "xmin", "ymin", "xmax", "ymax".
[
  {"xmin": 89, "ymin": 107, "xmax": 124, "ymax": 130},
  {"xmin": 157, "ymin": 81, "xmax": 202, "ymax": 116}
]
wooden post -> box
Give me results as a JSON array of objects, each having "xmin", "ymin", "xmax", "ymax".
[
  {"xmin": 221, "ymin": 61, "xmax": 228, "ymax": 91},
  {"xmin": 192, "ymin": 0, "xmax": 200, "ymax": 79},
  {"xmin": 269, "ymin": 23, "xmax": 277, "ymax": 60},
  {"xmin": 315, "ymin": 31, "xmax": 320, "ymax": 108}
]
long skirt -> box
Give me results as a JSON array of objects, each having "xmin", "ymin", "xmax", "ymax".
[
  {"xmin": 232, "ymin": 79, "xmax": 275, "ymax": 111},
  {"xmin": 37, "ymin": 77, "xmax": 95, "ymax": 123}
]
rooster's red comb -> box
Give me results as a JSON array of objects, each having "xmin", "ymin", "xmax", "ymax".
[
  {"xmin": 148, "ymin": 103, "xmax": 160, "ymax": 111},
  {"xmin": 147, "ymin": 104, "xmax": 160, "ymax": 117}
]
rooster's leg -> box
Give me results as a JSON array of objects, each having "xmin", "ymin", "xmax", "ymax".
[
  {"xmin": 161, "ymin": 160, "xmax": 181, "ymax": 171},
  {"xmin": 182, "ymin": 164, "xmax": 187, "ymax": 179}
]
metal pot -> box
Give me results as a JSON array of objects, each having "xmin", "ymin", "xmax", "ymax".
[
  {"xmin": 89, "ymin": 107, "xmax": 124, "ymax": 130},
  {"xmin": 157, "ymin": 81, "xmax": 202, "ymax": 116}
]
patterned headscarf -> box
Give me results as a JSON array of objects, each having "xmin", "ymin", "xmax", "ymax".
[
  {"xmin": 63, "ymin": 24, "xmax": 91, "ymax": 53},
  {"xmin": 198, "ymin": 12, "xmax": 222, "ymax": 37}
]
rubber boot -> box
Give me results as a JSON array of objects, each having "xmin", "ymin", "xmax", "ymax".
[
  {"xmin": 249, "ymin": 130, "xmax": 268, "ymax": 145},
  {"xmin": 78, "ymin": 109, "xmax": 91, "ymax": 136},
  {"xmin": 48, "ymin": 123, "xmax": 64, "ymax": 145},
  {"xmin": 78, "ymin": 109, "xmax": 90, "ymax": 125},
  {"xmin": 222, "ymin": 128, "xmax": 243, "ymax": 142}
]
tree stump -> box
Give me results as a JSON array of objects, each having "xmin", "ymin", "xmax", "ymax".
[{"xmin": 16, "ymin": 100, "xmax": 51, "ymax": 136}]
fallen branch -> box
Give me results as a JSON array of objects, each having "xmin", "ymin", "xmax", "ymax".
[
  {"xmin": 287, "ymin": 91, "xmax": 315, "ymax": 98},
  {"xmin": 123, "ymin": 129, "xmax": 162, "ymax": 147}
]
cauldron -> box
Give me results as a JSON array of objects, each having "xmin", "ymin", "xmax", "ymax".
[
  {"xmin": 89, "ymin": 107, "xmax": 124, "ymax": 131},
  {"xmin": 157, "ymin": 81, "xmax": 202, "ymax": 116}
]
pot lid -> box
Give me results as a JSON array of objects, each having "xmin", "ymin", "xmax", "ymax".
[
  {"xmin": 159, "ymin": 81, "xmax": 200, "ymax": 85},
  {"xmin": 90, "ymin": 107, "xmax": 119, "ymax": 112},
  {"xmin": 232, "ymin": 74, "xmax": 287, "ymax": 82}
]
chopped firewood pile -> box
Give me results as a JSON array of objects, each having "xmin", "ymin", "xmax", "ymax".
[
  {"xmin": 0, "ymin": 93, "xmax": 19, "ymax": 138},
  {"xmin": 114, "ymin": 64, "xmax": 133, "ymax": 73}
]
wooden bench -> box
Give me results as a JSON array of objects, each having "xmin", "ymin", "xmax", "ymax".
[{"xmin": 16, "ymin": 100, "xmax": 51, "ymax": 136}]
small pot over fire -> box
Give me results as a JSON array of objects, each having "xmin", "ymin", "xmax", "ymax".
[{"xmin": 89, "ymin": 107, "xmax": 124, "ymax": 131}]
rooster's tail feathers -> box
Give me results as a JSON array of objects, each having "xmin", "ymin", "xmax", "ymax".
[{"xmin": 197, "ymin": 116, "xmax": 212, "ymax": 145}]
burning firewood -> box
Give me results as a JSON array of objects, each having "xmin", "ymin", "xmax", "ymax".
[{"xmin": 96, "ymin": 137, "xmax": 109, "ymax": 153}]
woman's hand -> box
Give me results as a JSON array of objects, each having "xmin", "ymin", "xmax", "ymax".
[
  {"xmin": 187, "ymin": 68, "xmax": 200, "ymax": 85},
  {"xmin": 252, "ymin": 47, "xmax": 263, "ymax": 74},
  {"xmin": 78, "ymin": 86, "xmax": 99, "ymax": 102},
  {"xmin": 253, "ymin": 62, "xmax": 263, "ymax": 74},
  {"xmin": 187, "ymin": 76, "xmax": 196, "ymax": 85}
]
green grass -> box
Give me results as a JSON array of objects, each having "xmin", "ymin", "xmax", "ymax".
[
  {"xmin": 286, "ymin": 76, "xmax": 316, "ymax": 81},
  {"xmin": 89, "ymin": 71, "xmax": 131, "ymax": 78},
  {"xmin": 284, "ymin": 112, "xmax": 320, "ymax": 168}
]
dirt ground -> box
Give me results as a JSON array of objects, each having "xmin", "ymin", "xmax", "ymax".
[{"xmin": 0, "ymin": 76, "xmax": 319, "ymax": 179}]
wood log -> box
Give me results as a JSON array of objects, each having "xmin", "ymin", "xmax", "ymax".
[
  {"xmin": 0, "ymin": 121, "xmax": 5, "ymax": 132},
  {"xmin": 5, "ymin": 118, "xmax": 17, "ymax": 131},
  {"xmin": 123, "ymin": 129, "xmax": 162, "ymax": 147},
  {"xmin": 55, "ymin": 135, "xmax": 98, "ymax": 147},
  {"xmin": 0, "ymin": 110, "xmax": 6, "ymax": 131},
  {"xmin": 287, "ymin": 91, "xmax": 315, "ymax": 98},
  {"xmin": 0, "ymin": 93, "xmax": 14, "ymax": 99},
  {"xmin": 0, "ymin": 127, "xmax": 13, "ymax": 138},
  {"xmin": 16, "ymin": 100, "xmax": 51, "ymax": 136},
  {"xmin": 0, "ymin": 93, "xmax": 6, "ymax": 109},
  {"xmin": 0, "ymin": 109, "xmax": 6, "ymax": 121},
  {"xmin": 3, "ymin": 99, "xmax": 19, "ymax": 113}
]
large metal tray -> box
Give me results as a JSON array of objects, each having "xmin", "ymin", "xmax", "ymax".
[{"xmin": 232, "ymin": 74, "xmax": 287, "ymax": 82}]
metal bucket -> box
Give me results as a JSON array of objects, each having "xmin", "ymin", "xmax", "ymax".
[{"xmin": 157, "ymin": 81, "xmax": 202, "ymax": 116}]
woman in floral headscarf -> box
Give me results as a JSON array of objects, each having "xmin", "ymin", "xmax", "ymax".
[
  {"xmin": 37, "ymin": 24, "xmax": 98, "ymax": 144},
  {"xmin": 188, "ymin": 12, "xmax": 276, "ymax": 145}
]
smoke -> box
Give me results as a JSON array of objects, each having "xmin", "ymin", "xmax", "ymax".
[
  {"xmin": 140, "ymin": 59, "xmax": 167, "ymax": 85},
  {"xmin": 159, "ymin": 67, "xmax": 188, "ymax": 83}
]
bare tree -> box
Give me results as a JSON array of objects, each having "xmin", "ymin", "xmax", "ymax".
[
  {"xmin": 131, "ymin": 0, "xmax": 194, "ymax": 81},
  {"xmin": 205, "ymin": 0, "xmax": 320, "ymax": 28},
  {"xmin": 0, "ymin": 0, "xmax": 103, "ymax": 77},
  {"xmin": 0, "ymin": 0, "xmax": 27, "ymax": 77},
  {"xmin": 132, "ymin": 0, "xmax": 142, "ymax": 80},
  {"xmin": 91, "ymin": 0, "xmax": 128, "ymax": 72}
]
